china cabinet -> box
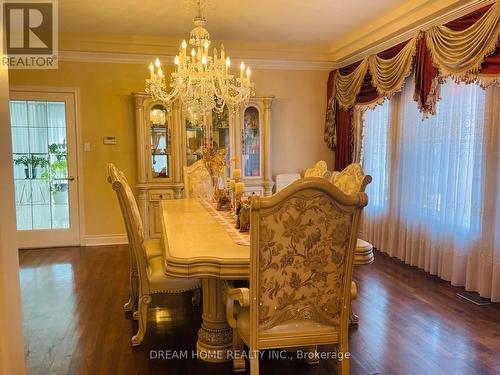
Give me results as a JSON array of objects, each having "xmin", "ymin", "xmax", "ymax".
[{"xmin": 133, "ymin": 92, "xmax": 274, "ymax": 238}]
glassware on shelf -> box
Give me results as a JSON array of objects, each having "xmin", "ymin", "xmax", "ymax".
[
  {"xmin": 150, "ymin": 104, "xmax": 170, "ymax": 178},
  {"xmin": 242, "ymin": 106, "xmax": 260, "ymax": 177}
]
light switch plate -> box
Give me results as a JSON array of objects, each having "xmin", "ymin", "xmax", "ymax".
[
  {"xmin": 103, "ymin": 136, "xmax": 117, "ymax": 145},
  {"xmin": 84, "ymin": 142, "xmax": 91, "ymax": 152}
]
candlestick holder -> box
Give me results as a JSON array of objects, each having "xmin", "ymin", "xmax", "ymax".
[{"xmin": 230, "ymin": 176, "xmax": 240, "ymax": 216}]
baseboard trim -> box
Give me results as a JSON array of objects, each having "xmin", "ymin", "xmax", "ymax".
[{"xmin": 84, "ymin": 234, "xmax": 128, "ymax": 246}]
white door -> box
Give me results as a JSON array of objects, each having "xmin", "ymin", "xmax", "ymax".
[{"xmin": 10, "ymin": 90, "xmax": 80, "ymax": 248}]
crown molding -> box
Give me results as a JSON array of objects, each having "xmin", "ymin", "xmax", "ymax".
[
  {"xmin": 59, "ymin": 50, "xmax": 335, "ymax": 71},
  {"xmin": 329, "ymin": 0, "xmax": 494, "ymax": 67},
  {"xmin": 56, "ymin": 0, "xmax": 495, "ymax": 72}
]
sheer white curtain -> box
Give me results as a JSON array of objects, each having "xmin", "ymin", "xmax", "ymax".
[{"xmin": 361, "ymin": 79, "xmax": 500, "ymax": 301}]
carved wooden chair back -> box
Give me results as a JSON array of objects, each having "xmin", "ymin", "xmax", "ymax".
[
  {"xmin": 108, "ymin": 163, "xmax": 151, "ymax": 295},
  {"xmin": 330, "ymin": 163, "xmax": 372, "ymax": 194},
  {"xmin": 249, "ymin": 177, "xmax": 367, "ymax": 351},
  {"xmin": 183, "ymin": 160, "xmax": 214, "ymax": 201},
  {"xmin": 304, "ymin": 160, "xmax": 330, "ymax": 179}
]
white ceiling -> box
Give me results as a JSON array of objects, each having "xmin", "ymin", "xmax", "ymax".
[{"xmin": 59, "ymin": 0, "xmax": 407, "ymax": 45}]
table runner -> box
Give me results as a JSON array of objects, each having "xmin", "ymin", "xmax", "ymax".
[{"xmin": 199, "ymin": 200, "xmax": 250, "ymax": 246}]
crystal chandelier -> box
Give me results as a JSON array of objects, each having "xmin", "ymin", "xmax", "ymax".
[{"xmin": 145, "ymin": 3, "xmax": 254, "ymax": 115}]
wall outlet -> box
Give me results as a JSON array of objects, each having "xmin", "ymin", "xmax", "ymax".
[{"xmin": 84, "ymin": 142, "xmax": 91, "ymax": 152}]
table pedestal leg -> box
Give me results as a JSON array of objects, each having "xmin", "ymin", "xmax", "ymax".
[{"xmin": 196, "ymin": 278, "xmax": 233, "ymax": 362}]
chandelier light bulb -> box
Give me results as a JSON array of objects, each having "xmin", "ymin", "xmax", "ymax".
[
  {"xmin": 204, "ymin": 41, "xmax": 209, "ymax": 49},
  {"xmin": 246, "ymin": 67, "xmax": 251, "ymax": 76},
  {"xmin": 202, "ymin": 54, "xmax": 207, "ymax": 65},
  {"xmin": 240, "ymin": 61, "xmax": 245, "ymax": 79},
  {"xmin": 155, "ymin": 58, "xmax": 161, "ymax": 68},
  {"xmin": 158, "ymin": 67, "xmax": 163, "ymax": 76},
  {"xmin": 181, "ymin": 40, "xmax": 187, "ymax": 49},
  {"xmin": 174, "ymin": 55, "xmax": 179, "ymax": 65},
  {"xmin": 191, "ymin": 48, "xmax": 196, "ymax": 57},
  {"xmin": 149, "ymin": 63, "xmax": 154, "ymax": 72},
  {"xmin": 225, "ymin": 57, "xmax": 231, "ymax": 67}
]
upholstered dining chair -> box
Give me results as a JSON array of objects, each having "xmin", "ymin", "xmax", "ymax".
[
  {"xmin": 108, "ymin": 164, "xmax": 163, "ymax": 314},
  {"xmin": 108, "ymin": 163, "xmax": 201, "ymax": 345},
  {"xmin": 226, "ymin": 177, "xmax": 368, "ymax": 374},
  {"xmin": 183, "ymin": 159, "xmax": 214, "ymax": 200},
  {"xmin": 304, "ymin": 160, "xmax": 331, "ymax": 179},
  {"xmin": 330, "ymin": 163, "xmax": 373, "ymax": 324}
]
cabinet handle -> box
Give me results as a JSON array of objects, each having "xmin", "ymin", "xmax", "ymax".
[{"xmin": 159, "ymin": 195, "xmax": 163, "ymax": 198}]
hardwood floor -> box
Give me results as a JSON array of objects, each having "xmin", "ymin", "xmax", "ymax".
[{"xmin": 19, "ymin": 246, "xmax": 500, "ymax": 375}]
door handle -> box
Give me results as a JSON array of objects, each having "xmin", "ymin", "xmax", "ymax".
[{"xmin": 54, "ymin": 176, "xmax": 76, "ymax": 181}]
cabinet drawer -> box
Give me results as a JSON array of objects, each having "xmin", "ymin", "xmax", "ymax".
[{"xmin": 149, "ymin": 190, "xmax": 174, "ymax": 201}]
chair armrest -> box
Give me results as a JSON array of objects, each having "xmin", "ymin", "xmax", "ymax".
[
  {"xmin": 227, "ymin": 287, "xmax": 250, "ymax": 306},
  {"xmin": 225, "ymin": 287, "xmax": 250, "ymax": 329}
]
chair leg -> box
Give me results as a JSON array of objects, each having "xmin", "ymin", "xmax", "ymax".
[
  {"xmin": 131, "ymin": 272, "xmax": 140, "ymax": 319},
  {"xmin": 338, "ymin": 355, "xmax": 350, "ymax": 375},
  {"xmin": 232, "ymin": 329, "xmax": 246, "ymax": 372},
  {"xmin": 337, "ymin": 341, "xmax": 350, "ymax": 375},
  {"xmin": 349, "ymin": 281, "xmax": 359, "ymax": 325},
  {"xmin": 131, "ymin": 294, "xmax": 151, "ymax": 346},
  {"xmin": 192, "ymin": 288, "xmax": 201, "ymax": 307},
  {"xmin": 349, "ymin": 308, "xmax": 359, "ymax": 325},
  {"xmin": 249, "ymin": 351, "xmax": 259, "ymax": 375},
  {"xmin": 124, "ymin": 268, "xmax": 135, "ymax": 312},
  {"xmin": 307, "ymin": 345, "xmax": 319, "ymax": 365},
  {"xmin": 124, "ymin": 295, "xmax": 133, "ymax": 312}
]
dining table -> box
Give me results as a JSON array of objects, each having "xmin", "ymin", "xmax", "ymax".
[{"xmin": 160, "ymin": 198, "xmax": 250, "ymax": 362}]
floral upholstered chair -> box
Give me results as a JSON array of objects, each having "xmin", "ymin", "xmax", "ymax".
[
  {"xmin": 304, "ymin": 160, "xmax": 331, "ymax": 179},
  {"xmin": 330, "ymin": 163, "xmax": 372, "ymax": 196},
  {"xmin": 226, "ymin": 177, "xmax": 368, "ymax": 374},
  {"xmin": 108, "ymin": 163, "xmax": 201, "ymax": 346},
  {"xmin": 183, "ymin": 159, "xmax": 214, "ymax": 201},
  {"xmin": 330, "ymin": 163, "xmax": 373, "ymax": 324}
]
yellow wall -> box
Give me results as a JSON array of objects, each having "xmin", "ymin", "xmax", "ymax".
[{"xmin": 9, "ymin": 61, "xmax": 332, "ymax": 237}]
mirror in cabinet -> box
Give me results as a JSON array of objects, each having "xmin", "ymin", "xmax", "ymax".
[
  {"xmin": 185, "ymin": 107, "xmax": 205, "ymax": 166},
  {"xmin": 149, "ymin": 104, "xmax": 170, "ymax": 179}
]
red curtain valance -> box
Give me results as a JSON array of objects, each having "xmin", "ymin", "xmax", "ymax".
[{"xmin": 326, "ymin": 2, "xmax": 500, "ymax": 171}]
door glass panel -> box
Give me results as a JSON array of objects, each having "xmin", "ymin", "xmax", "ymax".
[
  {"xmin": 150, "ymin": 104, "xmax": 170, "ymax": 178},
  {"xmin": 242, "ymin": 106, "xmax": 260, "ymax": 177},
  {"xmin": 211, "ymin": 105, "xmax": 230, "ymax": 177},
  {"xmin": 10, "ymin": 100, "xmax": 70, "ymax": 230}
]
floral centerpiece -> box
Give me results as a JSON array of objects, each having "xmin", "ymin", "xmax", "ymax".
[{"xmin": 202, "ymin": 146, "xmax": 227, "ymax": 200}]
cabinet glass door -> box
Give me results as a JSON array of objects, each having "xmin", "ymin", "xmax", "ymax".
[
  {"xmin": 242, "ymin": 106, "xmax": 261, "ymax": 177},
  {"xmin": 185, "ymin": 107, "xmax": 205, "ymax": 166},
  {"xmin": 150, "ymin": 105, "xmax": 170, "ymax": 179},
  {"xmin": 211, "ymin": 105, "xmax": 230, "ymax": 177}
]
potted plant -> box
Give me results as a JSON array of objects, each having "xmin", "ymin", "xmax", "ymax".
[
  {"xmin": 14, "ymin": 154, "xmax": 31, "ymax": 179},
  {"xmin": 41, "ymin": 143, "xmax": 68, "ymax": 203},
  {"xmin": 29, "ymin": 154, "xmax": 48, "ymax": 179}
]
